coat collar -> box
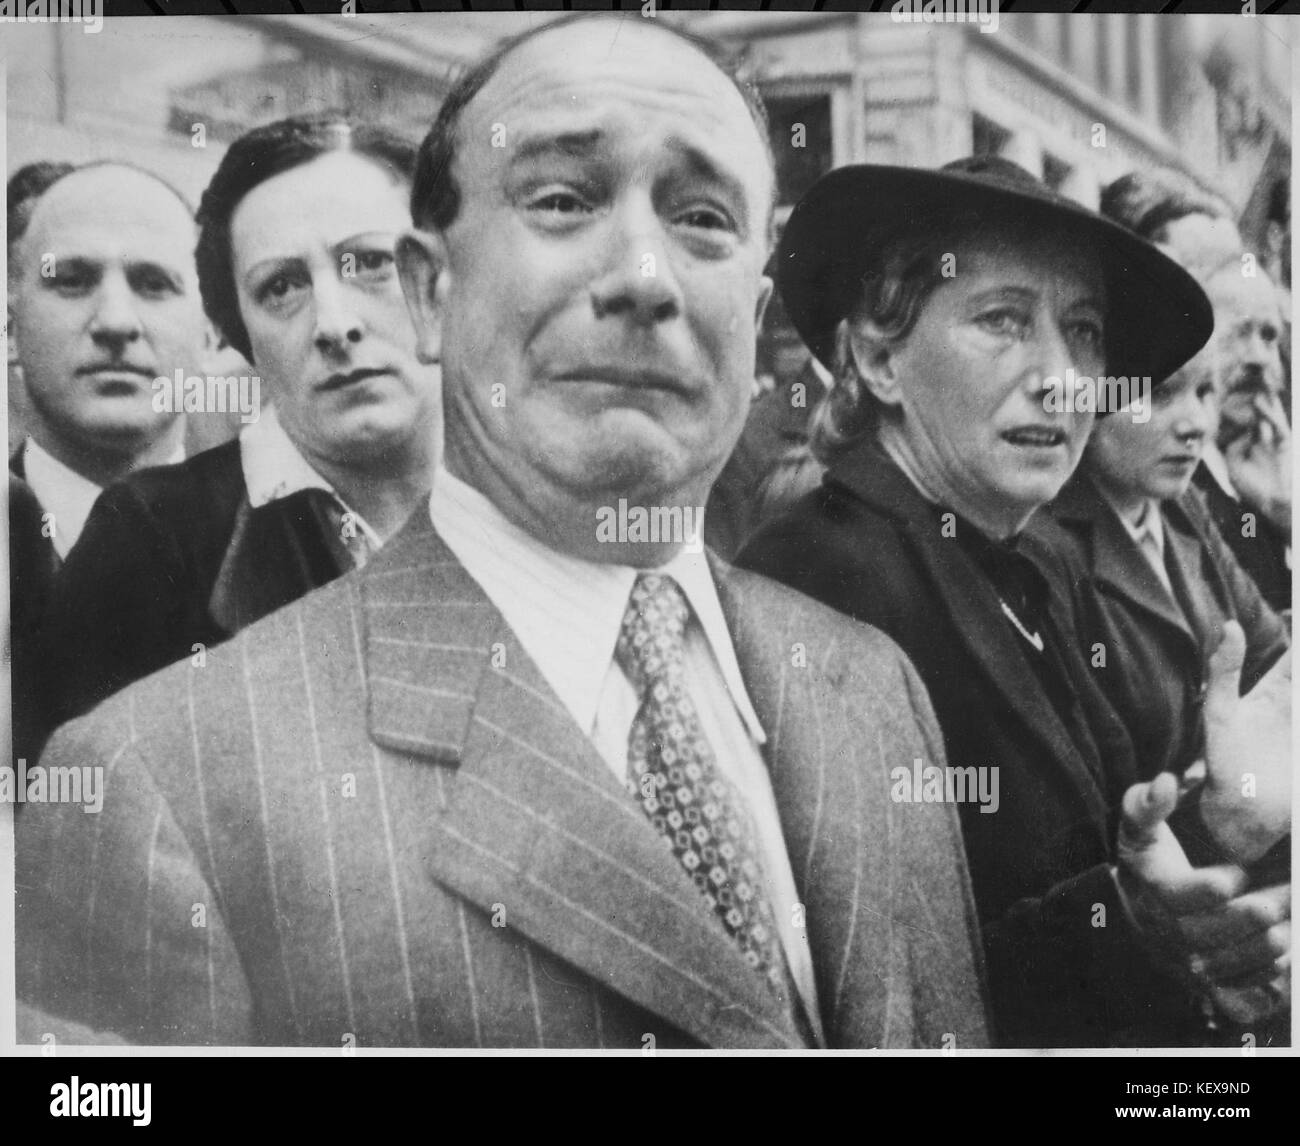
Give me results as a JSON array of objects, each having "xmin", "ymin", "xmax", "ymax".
[
  {"xmin": 825, "ymin": 444, "xmax": 1112, "ymax": 825},
  {"xmin": 208, "ymin": 489, "xmax": 352, "ymax": 637},
  {"xmin": 360, "ymin": 509, "xmax": 810, "ymax": 1049},
  {"xmin": 1050, "ymin": 473, "xmax": 1198, "ymax": 648}
]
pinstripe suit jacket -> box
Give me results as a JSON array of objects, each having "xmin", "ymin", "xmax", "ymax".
[{"xmin": 16, "ymin": 510, "xmax": 989, "ymax": 1049}]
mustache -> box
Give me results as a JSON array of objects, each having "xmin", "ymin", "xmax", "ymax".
[{"xmin": 1222, "ymin": 364, "xmax": 1277, "ymax": 395}]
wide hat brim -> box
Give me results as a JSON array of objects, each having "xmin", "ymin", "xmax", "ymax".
[{"xmin": 776, "ymin": 158, "xmax": 1214, "ymax": 402}]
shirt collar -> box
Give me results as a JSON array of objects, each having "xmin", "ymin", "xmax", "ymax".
[
  {"xmin": 239, "ymin": 404, "xmax": 380, "ymax": 549},
  {"xmin": 428, "ymin": 465, "xmax": 766, "ymax": 745},
  {"xmin": 23, "ymin": 436, "xmax": 183, "ymax": 558},
  {"xmin": 1106, "ymin": 492, "xmax": 1166, "ymax": 559}
]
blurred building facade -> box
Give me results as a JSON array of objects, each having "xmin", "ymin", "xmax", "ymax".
[
  {"xmin": 4, "ymin": 10, "xmax": 1292, "ymax": 424},
  {"xmin": 694, "ymin": 11, "xmax": 1290, "ymax": 274}
]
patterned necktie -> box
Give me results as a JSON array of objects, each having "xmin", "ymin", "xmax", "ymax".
[{"xmin": 615, "ymin": 572, "xmax": 788, "ymax": 1000}]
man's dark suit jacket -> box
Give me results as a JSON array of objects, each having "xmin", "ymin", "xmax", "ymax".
[
  {"xmin": 738, "ymin": 445, "xmax": 1215, "ymax": 1048},
  {"xmin": 41, "ymin": 439, "xmax": 353, "ymax": 731},
  {"xmin": 8, "ymin": 472, "xmax": 60, "ymax": 767},
  {"xmin": 1193, "ymin": 464, "xmax": 1291, "ymax": 615},
  {"xmin": 16, "ymin": 510, "xmax": 989, "ymax": 1048},
  {"xmin": 1034, "ymin": 472, "xmax": 1288, "ymax": 781}
]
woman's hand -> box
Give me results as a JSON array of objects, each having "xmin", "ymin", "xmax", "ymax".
[
  {"xmin": 1200, "ymin": 622, "xmax": 1292, "ymax": 863},
  {"xmin": 1115, "ymin": 774, "xmax": 1288, "ymax": 1024}
]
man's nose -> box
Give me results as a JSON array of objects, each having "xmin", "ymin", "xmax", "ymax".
[
  {"xmin": 1234, "ymin": 360, "xmax": 1267, "ymax": 393},
  {"xmin": 89, "ymin": 274, "xmax": 143, "ymax": 347},
  {"xmin": 313, "ymin": 276, "xmax": 364, "ymax": 354},
  {"xmin": 588, "ymin": 199, "xmax": 684, "ymax": 326}
]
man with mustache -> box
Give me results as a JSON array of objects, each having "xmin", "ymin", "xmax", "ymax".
[
  {"xmin": 6, "ymin": 161, "xmax": 208, "ymax": 765},
  {"xmin": 1193, "ymin": 262, "xmax": 1292, "ymax": 617},
  {"xmin": 15, "ymin": 14, "xmax": 987, "ymax": 1049},
  {"xmin": 7, "ymin": 161, "xmax": 208, "ymax": 558}
]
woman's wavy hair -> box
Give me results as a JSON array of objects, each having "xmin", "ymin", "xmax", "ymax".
[
  {"xmin": 808, "ymin": 209, "xmax": 993, "ymax": 466},
  {"xmin": 195, "ymin": 112, "xmax": 417, "ymax": 363}
]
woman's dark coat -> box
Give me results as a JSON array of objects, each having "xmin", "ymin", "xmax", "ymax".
[
  {"xmin": 40, "ymin": 439, "xmax": 356, "ymax": 733},
  {"xmin": 739, "ymin": 444, "xmax": 1225, "ymax": 1047},
  {"xmin": 1032, "ymin": 471, "xmax": 1287, "ymax": 782}
]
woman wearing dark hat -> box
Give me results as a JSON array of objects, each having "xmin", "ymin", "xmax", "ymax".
[
  {"xmin": 41, "ymin": 113, "xmax": 441, "ymax": 730},
  {"xmin": 739, "ymin": 156, "xmax": 1290, "ymax": 1047}
]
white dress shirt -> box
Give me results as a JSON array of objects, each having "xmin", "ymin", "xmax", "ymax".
[
  {"xmin": 240, "ymin": 404, "xmax": 381, "ymax": 562},
  {"xmin": 22, "ymin": 436, "xmax": 183, "ymax": 559},
  {"xmin": 429, "ymin": 467, "xmax": 822, "ymax": 1036}
]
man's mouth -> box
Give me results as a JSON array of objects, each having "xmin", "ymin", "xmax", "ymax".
[
  {"xmin": 318, "ymin": 367, "xmax": 392, "ymax": 392},
  {"xmin": 1002, "ymin": 425, "xmax": 1067, "ymax": 448},
  {"xmin": 554, "ymin": 366, "xmax": 689, "ymax": 397},
  {"xmin": 1224, "ymin": 370, "xmax": 1272, "ymax": 399},
  {"xmin": 77, "ymin": 364, "xmax": 155, "ymax": 393}
]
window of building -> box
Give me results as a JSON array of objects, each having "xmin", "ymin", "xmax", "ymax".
[
  {"xmin": 1125, "ymin": 13, "xmax": 1144, "ymax": 110},
  {"xmin": 972, "ymin": 114, "xmax": 1011, "ymax": 160},
  {"xmin": 762, "ymin": 92, "xmax": 834, "ymax": 208}
]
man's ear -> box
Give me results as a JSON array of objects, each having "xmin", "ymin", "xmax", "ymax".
[
  {"xmin": 397, "ymin": 229, "xmax": 448, "ymax": 366},
  {"xmin": 846, "ymin": 319, "xmax": 903, "ymax": 409}
]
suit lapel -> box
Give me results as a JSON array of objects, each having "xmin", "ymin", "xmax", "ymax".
[
  {"xmin": 1162, "ymin": 509, "xmax": 1222, "ymax": 658},
  {"xmin": 1055, "ymin": 477, "xmax": 1198, "ymax": 651},
  {"xmin": 362, "ymin": 513, "xmax": 805, "ymax": 1048},
  {"xmin": 713, "ymin": 557, "xmax": 880, "ymax": 1048}
]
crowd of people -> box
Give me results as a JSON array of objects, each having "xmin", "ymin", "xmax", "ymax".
[{"xmin": 5, "ymin": 12, "xmax": 1291, "ymax": 1050}]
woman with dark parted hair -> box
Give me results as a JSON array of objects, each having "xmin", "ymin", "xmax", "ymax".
[
  {"xmin": 42, "ymin": 113, "xmax": 441, "ymax": 729},
  {"xmin": 738, "ymin": 156, "xmax": 1290, "ymax": 1048}
]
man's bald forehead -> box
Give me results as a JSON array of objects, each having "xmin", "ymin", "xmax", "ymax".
[
  {"xmin": 494, "ymin": 18, "xmax": 737, "ymax": 95},
  {"xmin": 480, "ymin": 18, "xmax": 770, "ymax": 159},
  {"xmin": 410, "ymin": 13, "xmax": 776, "ymax": 236},
  {"xmin": 28, "ymin": 162, "xmax": 195, "ymax": 232}
]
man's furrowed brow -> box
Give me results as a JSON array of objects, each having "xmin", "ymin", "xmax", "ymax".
[
  {"xmin": 509, "ymin": 130, "xmax": 606, "ymax": 167},
  {"xmin": 667, "ymin": 140, "xmax": 757, "ymax": 232}
]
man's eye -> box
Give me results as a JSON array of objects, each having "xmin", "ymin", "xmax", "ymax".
[
  {"xmin": 129, "ymin": 270, "xmax": 179, "ymax": 298},
  {"xmin": 529, "ymin": 192, "xmax": 592, "ymax": 217},
  {"xmin": 51, "ymin": 269, "xmax": 95, "ymax": 295},
  {"xmin": 677, "ymin": 206, "xmax": 733, "ymax": 232}
]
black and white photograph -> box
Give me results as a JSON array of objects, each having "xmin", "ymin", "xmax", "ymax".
[{"xmin": 0, "ymin": 0, "xmax": 1293, "ymax": 1078}]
